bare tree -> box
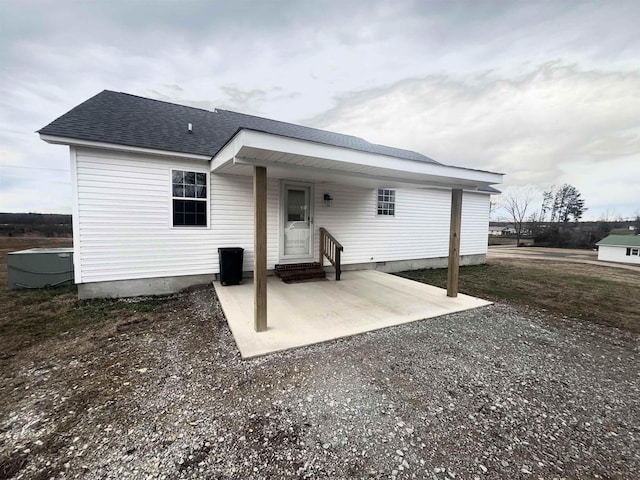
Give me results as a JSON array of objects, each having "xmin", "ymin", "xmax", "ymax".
[
  {"xmin": 500, "ymin": 187, "xmax": 535, "ymax": 247},
  {"xmin": 489, "ymin": 196, "xmax": 499, "ymax": 218},
  {"xmin": 489, "ymin": 195, "xmax": 500, "ymax": 221},
  {"xmin": 599, "ymin": 209, "xmax": 613, "ymax": 223},
  {"xmin": 527, "ymin": 209, "xmax": 545, "ymax": 238},
  {"xmin": 541, "ymin": 187, "xmax": 555, "ymax": 222}
]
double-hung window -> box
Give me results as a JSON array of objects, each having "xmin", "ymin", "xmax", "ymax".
[
  {"xmin": 377, "ymin": 188, "xmax": 395, "ymax": 216},
  {"xmin": 172, "ymin": 170, "xmax": 207, "ymax": 227}
]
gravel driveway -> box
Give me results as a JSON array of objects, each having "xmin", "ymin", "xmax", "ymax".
[{"xmin": 1, "ymin": 287, "xmax": 639, "ymax": 479}]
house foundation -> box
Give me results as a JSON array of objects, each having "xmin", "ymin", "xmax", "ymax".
[
  {"xmin": 77, "ymin": 273, "xmax": 217, "ymax": 299},
  {"xmin": 76, "ymin": 254, "xmax": 486, "ymax": 299}
]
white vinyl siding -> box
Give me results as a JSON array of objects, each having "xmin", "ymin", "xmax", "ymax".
[
  {"xmin": 74, "ymin": 148, "xmax": 279, "ymax": 283},
  {"xmin": 73, "ymin": 147, "xmax": 490, "ymax": 284},
  {"xmin": 597, "ymin": 245, "xmax": 640, "ymax": 264},
  {"xmin": 75, "ymin": 149, "xmax": 212, "ymax": 283},
  {"xmin": 313, "ymin": 184, "xmax": 489, "ymax": 266},
  {"xmin": 460, "ymin": 191, "xmax": 491, "ymax": 255},
  {"xmin": 210, "ymin": 174, "xmax": 280, "ymax": 272}
]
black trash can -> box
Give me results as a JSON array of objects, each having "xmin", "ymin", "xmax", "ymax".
[{"xmin": 218, "ymin": 247, "xmax": 244, "ymax": 286}]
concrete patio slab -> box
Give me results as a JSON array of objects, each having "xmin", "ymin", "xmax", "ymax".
[{"xmin": 213, "ymin": 270, "xmax": 491, "ymax": 358}]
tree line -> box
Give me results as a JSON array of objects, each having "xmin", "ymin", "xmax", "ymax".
[
  {"xmin": 0, "ymin": 213, "xmax": 72, "ymax": 237},
  {"xmin": 498, "ymin": 184, "xmax": 638, "ymax": 248}
]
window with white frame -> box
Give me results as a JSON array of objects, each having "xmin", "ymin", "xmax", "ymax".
[
  {"xmin": 172, "ymin": 170, "xmax": 207, "ymax": 226},
  {"xmin": 628, "ymin": 248, "xmax": 639, "ymax": 256},
  {"xmin": 377, "ymin": 188, "xmax": 395, "ymax": 216}
]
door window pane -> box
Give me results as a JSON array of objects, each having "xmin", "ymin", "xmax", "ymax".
[
  {"xmin": 287, "ymin": 189, "xmax": 306, "ymax": 221},
  {"xmin": 284, "ymin": 187, "xmax": 310, "ymax": 256}
]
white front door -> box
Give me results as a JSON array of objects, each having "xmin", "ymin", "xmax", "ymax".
[{"xmin": 282, "ymin": 183, "xmax": 313, "ymax": 259}]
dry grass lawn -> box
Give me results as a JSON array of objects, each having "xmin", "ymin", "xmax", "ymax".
[
  {"xmin": 1, "ymin": 238, "xmax": 639, "ymax": 479},
  {"xmin": 400, "ymin": 257, "xmax": 640, "ymax": 333}
]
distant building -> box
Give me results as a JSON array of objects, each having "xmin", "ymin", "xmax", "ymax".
[
  {"xmin": 596, "ymin": 235, "xmax": 640, "ymax": 265},
  {"xmin": 488, "ymin": 222, "xmax": 517, "ymax": 236},
  {"xmin": 488, "ymin": 222, "xmax": 506, "ymax": 236}
]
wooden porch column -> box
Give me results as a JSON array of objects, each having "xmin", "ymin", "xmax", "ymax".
[
  {"xmin": 253, "ymin": 166, "xmax": 267, "ymax": 332},
  {"xmin": 447, "ymin": 188, "xmax": 463, "ymax": 297}
]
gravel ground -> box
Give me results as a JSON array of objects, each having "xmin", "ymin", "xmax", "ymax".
[{"xmin": 1, "ymin": 287, "xmax": 639, "ymax": 479}]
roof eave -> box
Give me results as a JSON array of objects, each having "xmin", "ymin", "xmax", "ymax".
[
  {"xmin": 212, "ymin": 129, "xmax": 504, "ymax": 188},
  {"xmin": 597, "ymin": 243, "xmax": 640, "ymax": 247},
  {"xmin": 39, "ymin": 134, "xmax": 212, "ymax": 161}
]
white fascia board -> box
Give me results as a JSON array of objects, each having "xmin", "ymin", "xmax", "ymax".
[
  {"xmin": 210, "ymin": 131, "xmax": 244, "ymax": 171},
  {"xmin": 39, "ymin": 134, "xmax": 211, "ymax": 161},
  {"xmin": 598, "ymin": 243, "xmax": 638, "ymax": 248},
  {"xmin": 212, "ymin": 129, "xmax": 503, "ymax": 185},
  {"xmin": 234, "ymin": 156, "xmax": 486, "ymax": 191},
  {"xmin": 419, "ymin": 185, "xmax": 497, "ymax": 195}
]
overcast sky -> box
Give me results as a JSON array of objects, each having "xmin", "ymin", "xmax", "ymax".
[{"xmin": 1, "ymin": 0, "xmax": 639, "ymax": 220}]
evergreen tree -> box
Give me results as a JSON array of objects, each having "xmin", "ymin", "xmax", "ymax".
[{"xmin": 541, "ymin": 184, "xmax": 586, "ymax": 224}]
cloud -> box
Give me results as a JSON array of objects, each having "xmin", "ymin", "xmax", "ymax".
[
  {"xmin": 1, "ymin": 0, "xmax": 639, "ymax": 217},
  {"xmin": 0, "ymin": 165, "xmax": 71, "ymax": 214},
  {"xmin": 306, "ymin": 62, "xmax": 640, "ymax": 218}
]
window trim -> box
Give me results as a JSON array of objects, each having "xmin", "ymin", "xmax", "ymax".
[
  {"xmin": 376, "ymin": 188, "xmax": 396, "ymax": 217},
  {"xmin": 169, "ymin": 167, "xmax": 210, "ymax": 229}
]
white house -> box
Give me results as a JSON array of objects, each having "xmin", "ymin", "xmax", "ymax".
[
  {"xmin": 596, "ymin": 235, "xmax": 640, "ymax": 265},
  {"xmin": 39, "ymin": 91, "xmax": 503, "ymax": 311},
  {"xmin": 488, "ymin": 222, "xmax": 516, "ymax": 236},
  {"xmin": 488, "ymin": 222, "xmax": 505, "ymax": 236}
]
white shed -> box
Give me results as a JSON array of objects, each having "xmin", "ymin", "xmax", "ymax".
[{"xmin": 596, "ymin": 235, "xmax": 640, "ymax": 265}]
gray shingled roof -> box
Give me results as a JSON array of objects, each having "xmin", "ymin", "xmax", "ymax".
[
  {"xmin": 38, "ymin": 90, "xmax": 439, "ymax": 164},
  {"xmin": 478, "ymin": 185, "xmax": 501, "ymax": 194}
]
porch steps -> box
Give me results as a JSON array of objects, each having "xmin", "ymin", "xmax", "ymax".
[{"xmin": 274, "ymin": 262, "xmax": 326, "ymax": 283}]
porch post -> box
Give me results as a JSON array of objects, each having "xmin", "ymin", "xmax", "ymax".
[
  {"xmin": 253, "ymin": 166, "xmax": 267, "ymax": 332},
  {"xmin": 447, "ymin": 188, "xmax": 463, "ymax": 297}
]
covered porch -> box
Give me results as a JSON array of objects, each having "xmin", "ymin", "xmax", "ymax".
[
  {"xmin": 211, "ymin": 128, "xmax": 503, "ymax": 338},
  {"xmin": 214, "ymin": 269, "xmax": 491, "ymax": 358}
]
